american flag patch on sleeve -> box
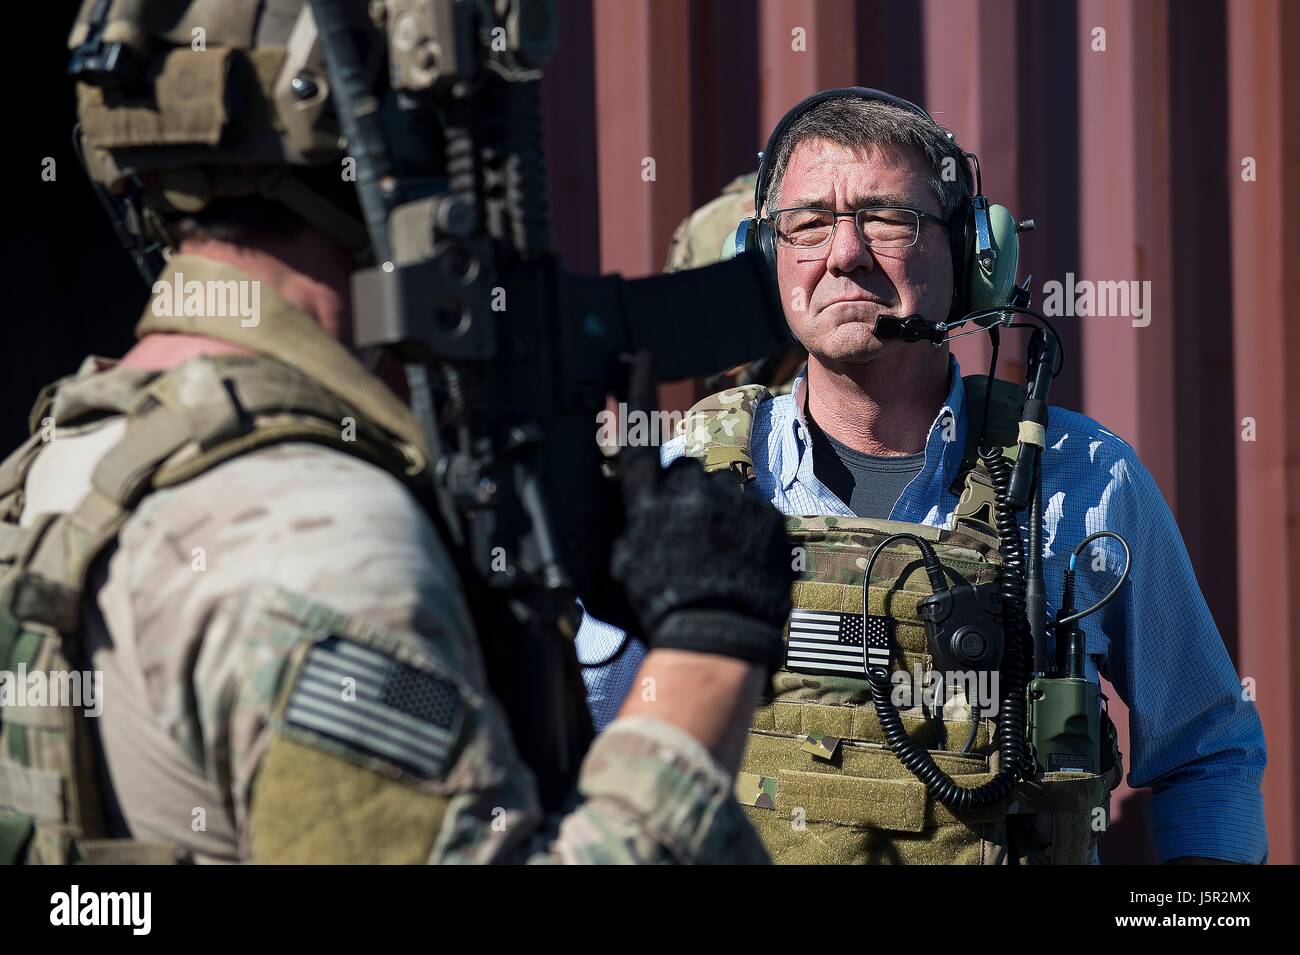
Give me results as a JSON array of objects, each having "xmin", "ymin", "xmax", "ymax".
[
  {"xmin": 785, "ymin": 609, "xmax": 894, "ymax": 679},
  {"xmin": 282, "ymin": 636, "xmax": 464, "ymax": 780}
]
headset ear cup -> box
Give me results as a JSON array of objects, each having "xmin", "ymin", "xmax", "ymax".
[
  {"xmin": 737, "ymin": 216, "xmax": 786, "ymax": 330},
  {"xmin": 756, "ymin": 218, "xmax": 782, "ymax": 311},
  {"xmin": 739, "ymin": 215, "xmax": 778, "ymax": 273},
  {"xmin": 722, "ymin": 220, "xmax": 749, "ymax": 261},
  {"xmin": 948, "ymin": 199, "xmax": 974, "ymax": 322},
  {"xmin": 967, "ymin": 203, "xmax": 1021, "ymax": 313},
  {"xmin": 756, "ymin": 218, "xmax": 777, "ymax": 272}
]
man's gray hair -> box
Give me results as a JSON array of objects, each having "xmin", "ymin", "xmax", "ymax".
[{"xmin": 765, "ymin": 96, "xmax": 971, "ymax": 219}]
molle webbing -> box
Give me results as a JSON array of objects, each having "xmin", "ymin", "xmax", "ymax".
[
  {"xmin": 0, "ymin": 612, "xmax": 109, "ymax": 864},
  {"xmin": 7, "ymin": 354, "xmax": 416, "ymax": 635},
  {"xmin": 751, "ymin": 699, "xmax": 996, "ymax": 754},
  {"xmin": 739, "ymin": 732, "xmax": 1003, "ymax": 832},
  {"xmin": 776, "ymin": 516, "xmax": 1002, "ymax": 718},
  {"xmin": 741, "ymin": 519, "xmax": 1115, "ymax": 864}
]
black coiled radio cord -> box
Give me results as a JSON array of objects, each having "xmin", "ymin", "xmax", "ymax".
[{"xmin": 865, "ymin": 446, "xmax": 1030, "ymax": 811}]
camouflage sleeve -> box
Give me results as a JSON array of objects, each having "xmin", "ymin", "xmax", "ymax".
[
  {"xmin": 118, "ymin": 442, "xmax": 765, "ymax": 863},
  {"xmin": 436, "ymin": 710, "xmax": 770, "ymax": 864},
  {"xmin": 554, "ymin": 714, "xmax": 772, "ymax": 864}
]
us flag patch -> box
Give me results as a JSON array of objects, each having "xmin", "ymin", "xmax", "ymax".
[
  {"xmin": 785, "ymin": 609, "xmax": 894, "ymax": 679},
  {"xmin": 283, "ymin": 636, "xmax": 463, "ymax": 780}
]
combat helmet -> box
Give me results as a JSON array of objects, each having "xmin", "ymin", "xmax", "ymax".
[
  {"xmin": 664, "ymin": 172, "xmax": 757, "ymax": 272},
  {"xmin": 68, "ymin": 0, "xmax": 549, "ymax": 269}
]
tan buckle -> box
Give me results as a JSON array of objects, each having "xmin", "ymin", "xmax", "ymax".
[{"xmin": 955, "ymin": 469, "xmax": 998, "ymax": 527}]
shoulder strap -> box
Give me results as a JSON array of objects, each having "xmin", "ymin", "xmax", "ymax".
[
  {"xmin": 0, "ymin": 359, "xmax": 134, "ymax": 521},
  {"xmin": 136, "ymin": 255, "xmax": 430, "ymax": 476},
  {"xmin": 678, "ymin": 375, "xmax": 1032, "ymax": 526},
  {"xmin": 678, "ymin": 384, "xmax": 770, "ymax": 483},
  {"xmin": 953, "ymin": 375, "xmax": 1027, "ymax": 488},
  {"xmin": 951, "ymin": 375, "xmax": 1028, "ymax": 528},
  {"xmin": 0, "ymin": 433, "xmax": 47, "ymax": 524},
  {"xmin": 6, "ymin": 353, "xmax": 423, "ymax": 634}
]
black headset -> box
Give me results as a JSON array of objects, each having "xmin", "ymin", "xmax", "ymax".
[{"xmin": 734, "ymin": 87, "xmax": 1021, "ymax": 325}]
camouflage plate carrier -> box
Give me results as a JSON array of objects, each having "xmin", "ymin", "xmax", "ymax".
[
  {"xmin": 681, "ymin": 377, "xmax": 1122, "ymax": 864},
  {"xmin": 0, "ymin": 354, "xmax": 422, "ymax": 864}
]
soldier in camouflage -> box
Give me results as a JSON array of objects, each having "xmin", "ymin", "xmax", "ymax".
[
  {"xmin": 665, "ymin": 173, "xmax": 759, "ymax": 273},
  {"xmin": 0, "ymin": 1, "xmax": 793, "ymax": 864}
]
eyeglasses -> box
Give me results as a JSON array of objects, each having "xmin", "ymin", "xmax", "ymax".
[{"xmin": 770, "ymin": 206, "xmax": 949, "ymax": 252}]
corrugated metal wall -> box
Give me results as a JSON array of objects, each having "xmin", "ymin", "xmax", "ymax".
[{"xmin": 541, "ymin": 0, "xmax": 1300, "ymax": 864}]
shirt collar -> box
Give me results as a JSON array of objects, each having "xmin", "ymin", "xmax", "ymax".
[{"xmin": 780, "ymin": 354, "xmax": 968, "ymax": 495}]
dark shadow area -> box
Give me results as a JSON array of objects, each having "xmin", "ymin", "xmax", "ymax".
[
  {"xmin": 1, "ymin": 6, "xmax": 142, "ymax": 450},
  {"xmin": 542, "ymin": 0, "xmax": 601, "ymax": 274}
]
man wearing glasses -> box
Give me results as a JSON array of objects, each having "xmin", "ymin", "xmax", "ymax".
[{"xmin": 578, "ymin": 93, "xmax": 1265, "ymax": 865}]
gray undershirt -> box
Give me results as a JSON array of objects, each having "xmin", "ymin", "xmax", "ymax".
[{"xmin": 809, "ymin": 421, "xmax": 926, "ymax": 519}]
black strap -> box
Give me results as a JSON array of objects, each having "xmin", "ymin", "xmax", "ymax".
[{"xmin": 950, "ymin": 376, "xmax": 1028, "ymax": 497}]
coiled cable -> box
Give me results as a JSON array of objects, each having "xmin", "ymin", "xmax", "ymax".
[{"xmin": 864, "ymin": 448, "xmax": 1030, "ymax": 810}]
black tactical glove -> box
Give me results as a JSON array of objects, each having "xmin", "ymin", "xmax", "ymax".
[{"xmin": 608, "ymin": 354, "xmax": 794, "ymax": 677}]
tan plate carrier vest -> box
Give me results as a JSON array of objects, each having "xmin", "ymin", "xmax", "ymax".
[
  {"xmin": 0, "ymin": 354, "xmax": 422, "ymax": 864},
  {"xmin": 682, "ymin": 376, "xmax": 1122, "ymax": 864}
]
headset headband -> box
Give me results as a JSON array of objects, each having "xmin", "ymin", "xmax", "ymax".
[{"xmin": 753, "ymin": 86, "xmax": 973, "ymax": 214}]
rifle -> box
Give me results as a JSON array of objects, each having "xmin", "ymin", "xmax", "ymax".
[{"xmin": 308, "ymin": 0, "xmax": 789, "ymax": 809}]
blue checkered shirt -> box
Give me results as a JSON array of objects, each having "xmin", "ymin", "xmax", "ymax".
[{"xmin": 577, "ymin": 356, "xmax": 1267, "ymax": 863}]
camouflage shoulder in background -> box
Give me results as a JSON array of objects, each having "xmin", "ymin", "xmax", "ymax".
[
  {"xmin": 735, "ymin": 771, "xmax": 779, "ymax": 810},
  {"xmin": 677, "ymin": 384, "xmax": 770, "ymax": 482},
  {"xmin": 664, "ymin": 172, "xmax": 757, "ymax": 272}
]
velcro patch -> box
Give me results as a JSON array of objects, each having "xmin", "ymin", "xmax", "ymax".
[
  {"xmin": 280, "ymin": 635, "xmax": 464, "ymax": 781},
  {"xmin": 800, "ymin": 732, "xmax": 842, "ymax": 761},
  {"xmin": 735, "ymin": 772, "xmax": 778, "ymax": 810},
  {"xmin": 786, "ymin": 609, "xmax": 865, "ymax": 678}
]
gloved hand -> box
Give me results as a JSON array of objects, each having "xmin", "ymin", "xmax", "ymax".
[{"xmin": 609, "ymin": 353, "xmax": 793, "ymax": 677}]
